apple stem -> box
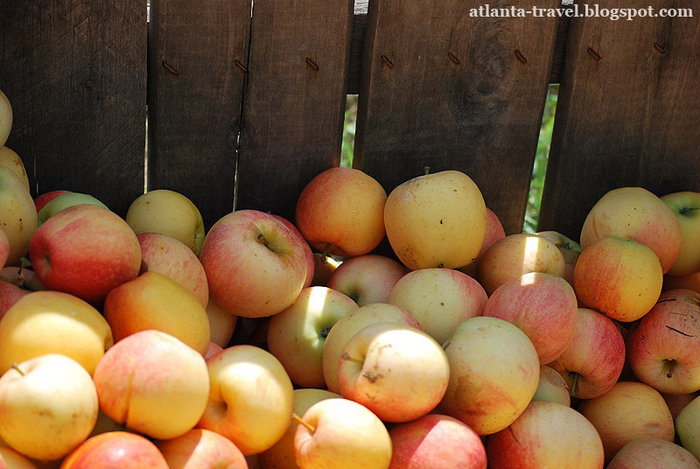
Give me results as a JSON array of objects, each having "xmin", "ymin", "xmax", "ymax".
[
  {"xmin": 569, "ymin": 372, "xmax": 579, "ymax": 397},
  {"xmin": 666, "ymin": 359, "xmax": 676, "ymax": 379},
  {"xmin": 292, "ymin": 412, "xmax": 316, "ymax": 434},
  {"xmin": 424, "ymin": 166, "xmax": 430, "ymax": 176},
  {"xmin": 11, "ymin": 362, "xmax": 25, "ymax": 376}
]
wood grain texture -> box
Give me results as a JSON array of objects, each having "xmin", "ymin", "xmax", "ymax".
[
  {"xmin": 538, "ymin": 0, "xmax": 700, "ymax": 240},
  {"xmin": 147, "ymin": 0, "xmax": 251, "ymax": 229},
  {"xmin": 354, "ymin": 0, "xmax": 560, "ymax": 234},
  {"xmin": 235, "ymin": 0, "xmax": 355, "ymax": 223},
  {"xmin": 0, "ymin": 1, "xmax": 146, "ymax": 217}
]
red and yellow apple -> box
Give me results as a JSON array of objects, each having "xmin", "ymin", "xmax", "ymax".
[
  {"xmin": 33, "ymin": 189, "xmax": 71, "ymax": 213},
  {"xmin": 384, "ymin": 169, "xmax": 487, "ymax": 270},
  {"xmin": 156, "ymin": 428, "xmax": 248, "ymax": 469},
  {"xmin": 267, "ymin": 286, "xmax": 358, "ymax": 388},
  {"xmin": 458, "ymin": 206, "xmax": 506, "ymax": 278},
  {"xmin": 60, "ymin": 431, "xmax": 169, "ymax": 469},
  {"xmin": 199, "ymin": 209, "xmax": 310, "ymax": 318},
  {"xmin": 94, "ymin": 330, "xmax": 210, "ymax": 440},
  {"xmin": 0, "ymin": 445, "xmax": 38, "ymax": 469},
  {"xmin": 580, "ymin": 186, "xmax": 682, "ymax": 273},
  {"xmin": 37, "ymin": 192, "xmax": 108, "ymax": 225},
  {"xmin": 205, "ymin": 298, "xmax": 237, "ymax": 347},
  {"xmin": 532, "ymin": 365, "xmax": 571, "ymax": 407},
  {"xmin": 606, "ymin": 438, "xmax": 700, "ymax": 469},
  {"xmin": 295, "ymin": 167, "xmax": 387, "ymax": 257},
  {"xmin": 326, "ymin": 254, "xmax": 408, "ymax": 306},
  {"xmin": 536, "ymin": 230, "xmax": 582, "ymax": 286}
]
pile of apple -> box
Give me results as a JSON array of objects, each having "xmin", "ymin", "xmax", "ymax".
[{"xmin": 1, "ymin": 88, "xmax": 700, "ymax": 469}]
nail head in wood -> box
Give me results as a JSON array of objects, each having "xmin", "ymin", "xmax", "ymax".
[
  {"xmin": 305, "ymin": 57, "xmax": 320, "ymax": 71},
  {"xmin": 162, "ymin": 60, "xmax": 180, "ymax": 76},
  {"xmin": 653, "ymin": 42, "xmax": 666, "ymax": 54},
  {"xmin": 381, "ymin": 54, "xmax": 394, "ymax": 68},
  {"xmin": 586, "ymin": 47, "xmax": 602, "ymax": 61},
  {"xmin": 514, "ymin": 50, "xmax": 528, "ymax": 64}
]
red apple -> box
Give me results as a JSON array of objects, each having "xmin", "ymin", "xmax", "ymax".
[
  {"xmin": 478, "ymin": 233, "xmax": 566, "ymax": 295},
  {"xmin": 579, "ymin": 381, "xmax": 675, "ymax": 462},
  {"xmin": 156, "ymin": 428, "xmax": 247, "ymax": 469},
  {"xmin": 295, "ymin": 167, "xmax": 387, "ymax": 257},
  {"xmin": 607, "ymin": 438, "xmax": 700, "ymax": 469},
  {"xmin": 574, "ymin": 236, "xmax": 663, "ymax": 322},
  {"xmin": 549, "ymin": 308, "xmax": 626, "ymax": 399},
  {"xmin": 458, "ymin": 206, "xmax": 506, "ymax": 277},
  {"xmin": 199, "ymin": 209, "xmax": 310, "ymax": 318},
  {"xmin": 580, "ymin": 186, "xmax": 682, "ymax": 273},
  {"xmin": 29, "ymin": 204, "xmax": 141, "ymax": 305},
  {"xmin": 536, "ymin": 230, "xmax": 582, "ymax": 286},
  {"xmin": 137, "ymin": 232, "xmax": 209, "ymax": 307},
  {"xmin": 487, "ymin": 400, "xmax": 604, "ymax": 469},
  {"xmin": 327, "ymin": 254, "xmax": 408, "ymax": 306},
  {"xmin": 627, "ymin": 288, "xmax": 700, "ymax": 394},
  {"xmin": 483, "ymin": 272, "xmax": 578, "ymax": 364},
  {"xmin": 60, "ymin": 431, "xmax": 169, "ymax": 469},
  {"xmin": 388, "ymin": 413, "xmax": 487, "ymax": 469}
]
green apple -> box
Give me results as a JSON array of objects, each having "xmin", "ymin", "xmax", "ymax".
[
  {"xmin": 0, "ymin": 146, "xmax": 29, "ymax": 191},
  {"xmin": 0, "ymin": 166, "xmax": 37, "ymax": 266},
  {"xmin": 37, "ymin": 191, "xmax": 108, "ymax": 225},
  {"xmin": 661, "ymin": 191, "xmax": 700, "ymax": 276}
]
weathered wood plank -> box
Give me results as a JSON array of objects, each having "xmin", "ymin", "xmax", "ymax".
[
  {"xmin": 354, "ymin": 0, "xmax": 560, "ymax": 235},
  {"xmin": 235, "ymin": 0, "xmax": 355, "ymax": 223},
  {"xmin": 147, "ymin": 0, "xmax": 250, "ymax": 229},
  {"xmin": 538, "ymin": 0, "xmax": 700, "ymax": 240},
  {"xmin": 0, "ymin": 1, "xmax": 146, "ymax": 217}
]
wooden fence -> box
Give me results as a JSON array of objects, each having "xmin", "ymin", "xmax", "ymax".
[{"xmin": 1, "ymin": 0, "xmax": 698, "ymax": 241}]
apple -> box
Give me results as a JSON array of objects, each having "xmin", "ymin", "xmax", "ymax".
[
  {"xmin": 29, "ymin": 204, "xmax": 141, "ymax": 305},
  {"xmin": 384, "ymin": 169, "xmax": 487, "ymax": 270},
  {"xmin": 205, "ymin": 298, "xmax": 237, "ymax": 347},
  {"xmin": 0, "ymin": 165, "xmax": 37, "ymax": 266},
  {"xmin": 338, "ymin": 322, "xmax": 450, "ymax": 423},
  {"xmin": 662, "ymin": 391, "xmax": 697, "ymax": 420},
  {"xmin": 388, "ymin": 413, "xmax": 486, "ymax": 469},
  {"xmin": 294, "ymin": 397, "xmax": 392, "ymax": 469},
  {"xmin": 0, "ymin": 445, "xmax": 38, "ymax": 469},
  {"xmin": 486, "ymin": 400, "xmax": 604, "ymax": 469},
  {"xmin": 574, "ymin": 236, "xmax": 663, "ymax": 322},
  {"xmin": 627, "ymin": 288, "xmax": 700, "ymax": 394},
  {"xmin": 322, "ymin": 302, "xmax": 422, "ymax": 394},
  {"xmin": 0, "ymin": 290, "xmax": 113, "ymax": 375},
  {"xmin": 478, "ymin": 233, "xmax": 566, "ymax": 295},
  {"xmin": 483, "ymin": 272, "xmax": 578, "ymax": 364},
  {"xmin": 156, "ymin": 428, "xmax": 247, "ymax": 469},
  {"xmin": 197, "ymin": 344, "xmax": 294, "ymax": 455},
  {"xmin": 204, "ymin": 341, "xmax": 223, "ymax": 359},
  {"xmin": 532, "ymin": 365, "xmax": 571, "ymax": 407},
  {"xmin": 676, "ymin": 394, "xmax": 700, "ymax": 461},
  {"xmin": 578, "ymin": 381, "xmax": 675, "ymax": 462},
  {"xmin": 439, "ymin": 316, "xmax": 540, "ymax": 435},
  {"xmin": 387, "ymin": 267, "xmax": 487, "ymax": 345},
  {"xmin": 661, "ymin": 191, "xmax": 700, "ymax": 276},
  {"xmin": 37, "ymin": 192, "xmax": 108, "ymax": 225},
  {"xmin": 60, "ymin": 431, "xmax": 169, "ymax": 469},
  {"xmin": 258, "ymin": 387, "xmax": 340, "ymax": 469},
  {"xmin": 103, "ymin": 271, "xmax": 211, "ymax": 356},
  {"xmin": 536, "ymin": 230, "xmax": 582, "ymax": 286},
  {"xmin": 664, "ymin": 271, "xmax": 700, "ymax": 294},
  {"xmin": 580, "ymin": 186, "xmax": 682, "ymax": 273},
  {"xmin": 295, "ymin": 167, "xmax": 387, "ymax": 257},
  {"xmin": 199, "ymin": 209, "xmax": 310, "ymax": 318},
  {"xmin": 94, "ymin": 330, "xmax": 210, "ymax": 440},
  {"xmin": 267, "ymin": 286, "xmax": 358, "ymax": 388},
  {"xmin": 310, "ymin": 252, "xmax": 341, "ymax": 287},
  {"xmin": 548, "ymin": 307, "xmax": 626, "ymax": 399},
  {"xmin": 458, "ymin": 206, "xmax": 506, "ymax": 278},
  {"xmin": 0, "ymin": 89, "xmax": 11, "ymax": 146},
  {"xmin": 137, "ymin": 232, "xmax": 209, "ymax": 307},
  {"xmin": 326, "ymin": 254, "xmax": 408, "ymax": 306},
  {"xmin": 607, "ymin": 438, "xmax": 700, "ymax": 469},
  {"xmin": 0, "ymin": 146, "xmax": 29, "ymax": 191},
  {"xmin": 34, "ymin": 190, "xmax": 72, "ymax": 213},
  {"xmin": 0, "ymin": 354, "xmax": 99, "ymax": 461},
  {"xmin": 0, "ymin": 265, "xmax": 44, "ymax": 317},
  {"xmin": 126, "ymin": 189, "xmax": 205, "ymax": 255}
]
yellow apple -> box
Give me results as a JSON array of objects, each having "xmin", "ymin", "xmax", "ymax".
[
  {"xmin": 384, "ymin": 169, "xmax": 487, "ymax": 270},
  {"xmin": 126, "ymin": 189, "xmax": 205, "ymax": 255},
  {"xmin": 574, "ymin": 236, "xmax": 663, "ymax": 322},
  {"xmin": 661, "ymin": 191, "xmax": 700, "ymax": 276},
  {"xmin": 676, "ymin": 394, "xmax": 700, "ymax": 461},
  {"xmin": 0, "ymin": 444, "xmax": 38, "ymax": 469},
  {"xmin": 580, "ymin": 186, "xmax": 682, "ymax": 273},
  {"xmin": 93, "ymin": 330, "xmax": 210, "ymax": 440},
  {"xmin": 0, "ymin": 290, "xmax": 113, "ymax": 375},
  {"xmin": 295, "ymin": 167, "xmax": 387, "ymax": 257},
  {"xmin": 0, "ymin": 354, "xmax": 99, "ymax": 461},
  {"xmin": 0, "ymin": 89, "xmax": 11, "ymax": 147},
  {"xmin": 0, "ymin": 165, "xmax": 36, "ymax": 266},
  {"xmin": 197, "ymin": 344, "xmax": 294, "ymax": 455},
  {"xmin": 205, "ymin": 298, "xmax": 237, "ymax": 348},
  {"xmin": 103, "ymin": 271, "xmax": 211, "ymax": 356},
  {"xmin": 0, "ymin": 146, "xmax": 29, "ymax": 190}
]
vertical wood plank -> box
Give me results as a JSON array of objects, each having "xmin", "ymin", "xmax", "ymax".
[
  {"xmin": 0, "ymin": 1, "xmax": 146, "ymax": 217},
  {"xmin": 236, "ymin": 0, "xmax": 355, "ymax": 223},
  {"xmin": 538, "ymin": 0, "xmax": 700, "ymax": 240},
  {"xmin": 354, "ymin": 0, "xmax": 561, "ymax": 235},
  {"xmin": 147, "ymin": 0, "xmax": 251, "ymax": 229}
]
